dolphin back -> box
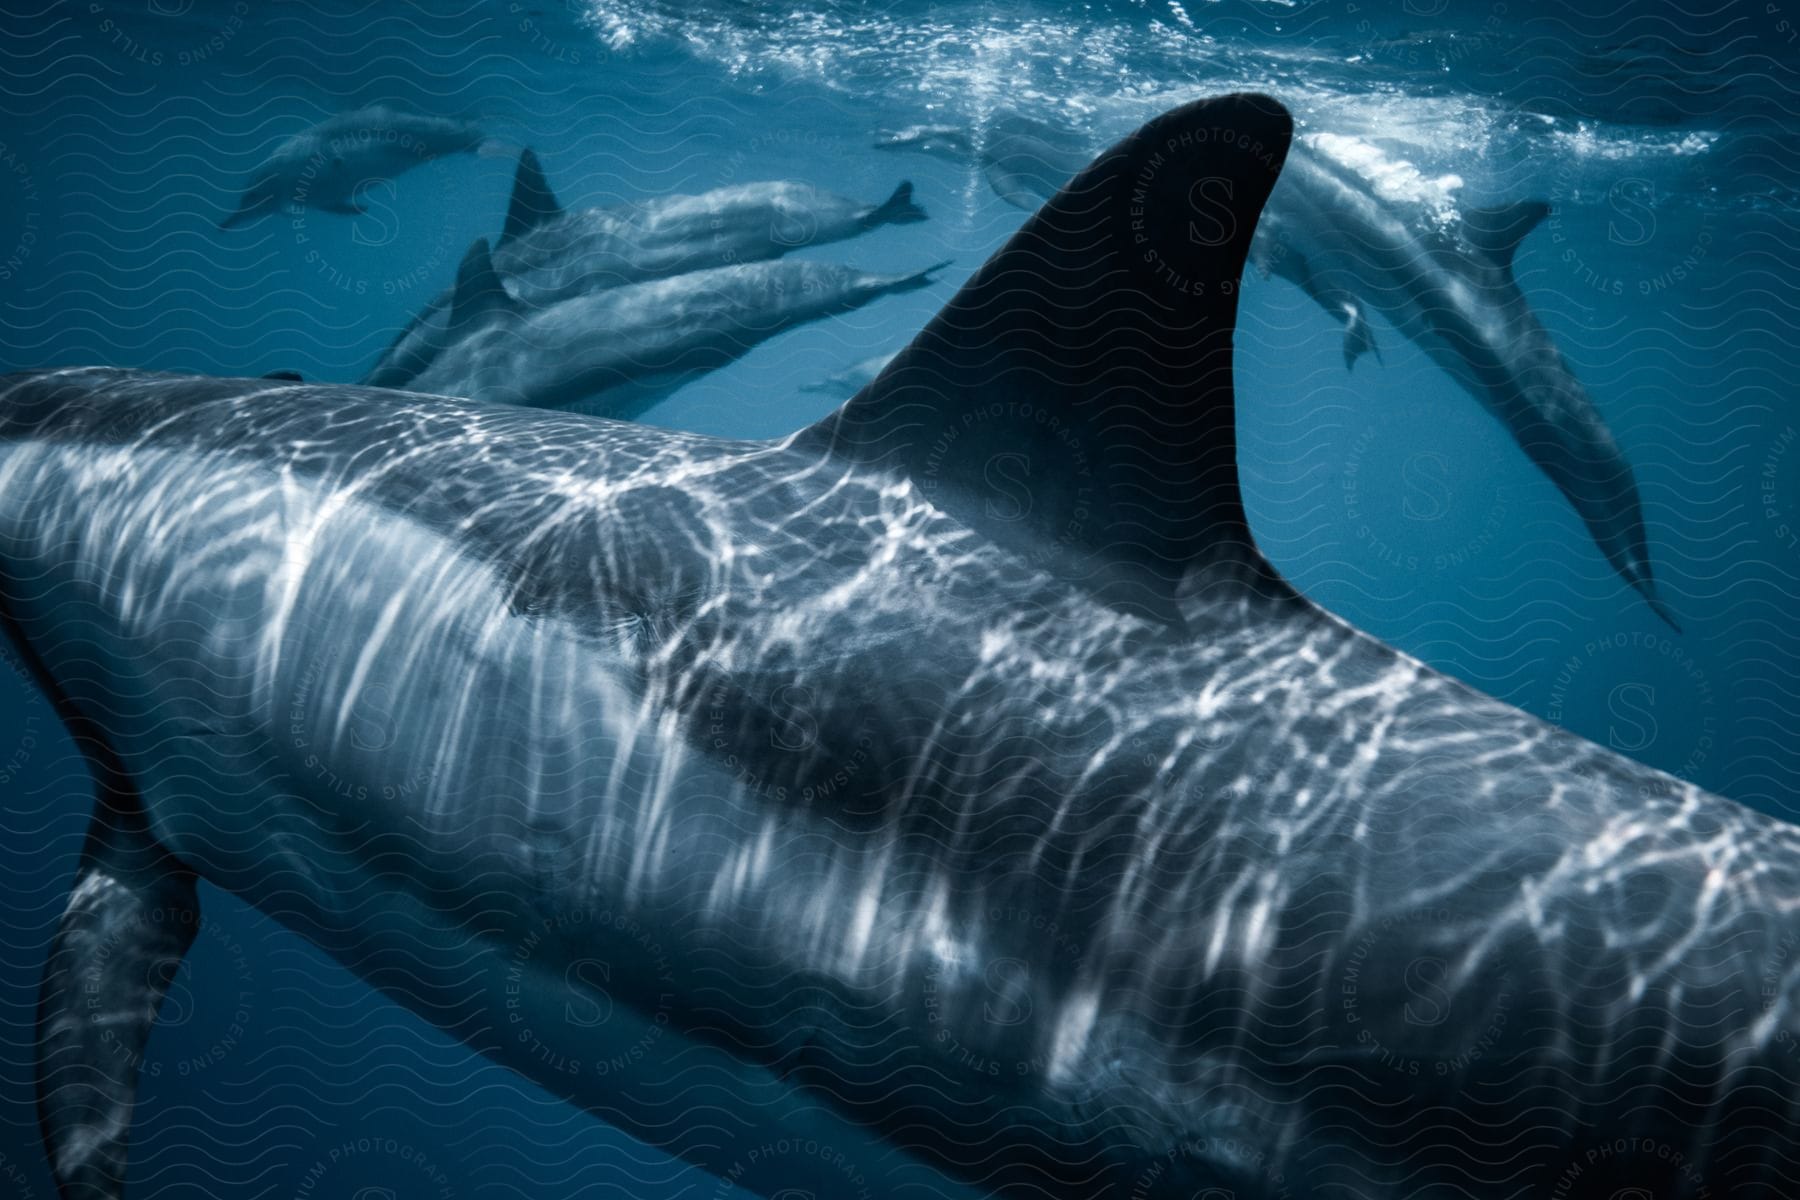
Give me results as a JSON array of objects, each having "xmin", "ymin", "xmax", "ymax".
[{"xmin": 804, "ymin": 93, "xmax": 1297, "ymax": 623}]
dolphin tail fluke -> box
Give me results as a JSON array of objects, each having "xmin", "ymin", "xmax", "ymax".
[
  {"xmin": 500, "ymin": 148, "xmax": 563, "ymax": 244},
  {"xmin": 803, "ymin": 93, "xmax": 1299, "ymax": 624},
  {"xmin": 862, "ymin": 180, "xmax": 928, "ymax": 228},
  {"xmin": 888, "ymin": 257, "xmax": 954, "ymax": 292}
]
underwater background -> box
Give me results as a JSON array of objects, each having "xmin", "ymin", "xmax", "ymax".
[{"xmin": 0, "ymin": 0, "xmax": 1797, "ymax": 1195}]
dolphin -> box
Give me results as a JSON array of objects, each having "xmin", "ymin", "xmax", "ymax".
[
  {"xmin": 875, "ymin": 113, "xmax": 1085, "ymax": 209},
  {"xmin": 219, "ymin": 104, "xmax": 506, "ymax": 229},
  {"xmin": 400, "ymin": 238, "xmax": 948, "ymax": 417},
  {"xmin": 362, "ymin": 151, "xmax": 928, "ymax": 390},
  {"xmin": 4, "ymin": 95, "xmax": 1795, "ymax": 1200},
  {"xmin": 799, "ymin": 351, "xmax": 896, "ymax": 398},
  {"xmin": 878, "ymin": 111, "xmax": 1681, "ymax": 628}
]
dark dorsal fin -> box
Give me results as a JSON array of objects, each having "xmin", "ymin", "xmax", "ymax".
[
  {"xmin": 798, "ymin": 94, "xmax": 1295, "ymax": 624},
  {"xmin": 1461, "ymin": 199, "xmax": 1551, "ymax": 274},
  {"xmin": 448, "ymin": 237, "xmax": 513, "ymax": 327},
  {"xmin": 500, "ymin": 148, "xmax": 563, "ymax": 244},
  {"xmin": 260, "ymin": 369, "xmax": 304, "ymax": 382}
]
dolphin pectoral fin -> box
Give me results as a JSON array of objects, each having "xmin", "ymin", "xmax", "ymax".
[
  {"xmin": 1283, "ymin": 252, "xmax": 1374, "ymax": 368},
  {"xmin": 499, "ymin": 148, "xmax": 563, "ymax": 244},
  {"xmin": 801, "ymin": 93, "xmax": 1298, "ymax": 624},
  {"xmin": 1341, "ymin": 302, "xmax": 1380, "ymax": 370},
  {"xmin": 38, "ymin": 785, "xmax": 199, "ymax": 1200},
  {"xmin": 1461, "ymin": 199, "xmax": 1552, "ymax": 274}
]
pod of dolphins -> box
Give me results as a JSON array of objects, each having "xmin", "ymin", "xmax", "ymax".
[
  {"xmin": 7, "ymin": 95, "xmax": 1750, "ymax": 1200},
  {"xmin": 362, "ymin": 150, "xmax": 937, "ymax": 401},
  {"xmin": 225, "ymin": 103, "xmax": 1677, "ymax": 628}
]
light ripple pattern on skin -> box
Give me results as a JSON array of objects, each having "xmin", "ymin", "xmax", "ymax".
[{"xmin": 2, "ymin": 95, "xmax": 1797, "ymax": 1200}]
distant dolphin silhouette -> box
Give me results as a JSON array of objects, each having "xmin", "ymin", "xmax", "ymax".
[
  {"xmin": 219, "ymin": 104, "xmax": 506, "ymax": 229},
  {"xmin": 876, "ymin": 114, "xmax": 1086, "ymax": 209},
  {"xmin": 364, "ymin": 150, "xmax": 927, "ymax": 390},
  {"xmin": 879, "ymin": 111, "xmax": 1681, "ymax": 628},
  {"xmin": 801, "ymin": 351, "xmax": 897, "ymax": 399},
  {"xmin": 10, "ymin": 96, "xmax": 1784, "ymax": 1200}
]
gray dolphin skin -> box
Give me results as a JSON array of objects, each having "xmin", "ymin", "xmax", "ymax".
[
  {"xmin": 363, "ymin": 150, "xmax": 928, "ymax": 389},
  {"xmin": 5, "ymin": 96, "xmax": 1797, "ymax": 1200},
  {"xmin": 219, "ymin": 104, "xmax": 503, "ymax": 229},
  {"xmin": 879, "ymin": 112, "xmax": 1680, "ymax": 628},
  {"xmin": 401, "ymin": 239, "xmax": 948, "ymax": 416}
]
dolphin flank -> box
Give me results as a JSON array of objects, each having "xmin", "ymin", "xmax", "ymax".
[
  {"xmin": 362, "ymin": 151, "xmax": 929, "ymax": 390},
  {"xmin": 5, "ymin": 95, "xmax": 1795, "ymax": 1200},
  {"xmin": 219, "ymin": 104, "xmax": 504, "ymax": 229},
  {"xmin": 401, "ymin": 238, "xmax": 948, "ymax": 417},
  {"xmin": 880, "ymin": 110, "xmax": 1681, "ymax": 627}
]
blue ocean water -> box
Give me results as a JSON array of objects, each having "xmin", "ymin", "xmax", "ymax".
[{"xmin": 0, "ymin": 0, "xmax": 1796, "ymax": 1195}]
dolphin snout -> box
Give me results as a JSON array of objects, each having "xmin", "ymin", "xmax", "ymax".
[{"xmin": 218, "ymin": 188, "xmax": 275, "ymax": 230}]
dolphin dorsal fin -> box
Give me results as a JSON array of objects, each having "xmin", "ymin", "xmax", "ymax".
[
  {"xmin": 1461, "ymin": 199, "xmax": 1550, "ymax": 274},
  {"xmin": 448, "ymin": 237, "xmax": 513, "ymax": 327},
  {"xmin": 500, "ymin": 149, "xmax": 563, "ymax": 244},
  {"xmin": 799, "ymin": 94, "xmax": 1295, "ymax": 623}
]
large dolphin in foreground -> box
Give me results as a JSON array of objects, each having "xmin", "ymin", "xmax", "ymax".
[
  {"xmin": 5, "ymin": 96, "xmax": 1794, "ymax": 1200},
  {"xmin": 363, "ymin": 151, "xmax": 927, "ymax": 389},
  {"xmin": 400, "ymin": 238, "xmax": 948, "ymax": 416},
  {"xmin": 879, "ymin": 112, "xmax": 1680, "ymax": 628},
  {"xmin": 219, "ymin": 105, "xmax": 507, "ymax": 229}
]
